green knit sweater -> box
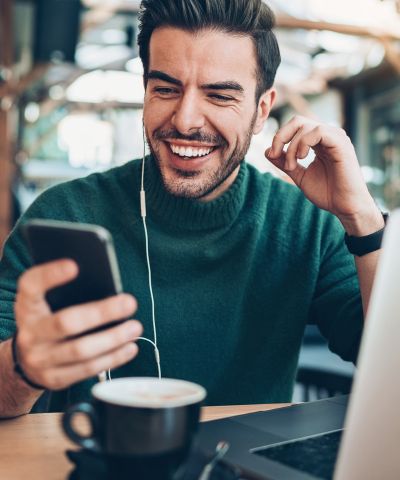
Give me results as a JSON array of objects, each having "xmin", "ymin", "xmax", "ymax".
[{"xmin": 0, "ymin": 157, "xmax": 363, "ymax": 411}]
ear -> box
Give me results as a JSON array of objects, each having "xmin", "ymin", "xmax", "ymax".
[{"xmin": 253, "ymin": 89, "xmax": 276, "ymax": 135}]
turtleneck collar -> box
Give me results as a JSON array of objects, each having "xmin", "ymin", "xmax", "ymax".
[{"xmin": 140, "ymin": 155, "xmax": 249, "ymax": 231}]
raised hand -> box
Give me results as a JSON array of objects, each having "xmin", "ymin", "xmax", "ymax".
[{"xmin": 265, "ymin": 116, "xmax": 383, "ymax": 235}]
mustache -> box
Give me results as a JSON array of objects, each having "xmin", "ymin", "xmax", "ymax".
[{"xmin": 153, "ymin": 128, "xmax": 227, "ymax": 147}]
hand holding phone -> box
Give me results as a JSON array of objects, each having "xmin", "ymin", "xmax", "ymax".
[{"xmin": 12, "ymin": 220, "xmax": 143, "ymax": 391}]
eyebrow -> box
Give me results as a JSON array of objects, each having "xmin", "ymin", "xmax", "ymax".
[
  {"xmin": 147, "ymin": 70, "xmax": 183, "ymax": 86},
  {"xmin": 147, "ymin": 70, "xmax": 244, "ymax": 94},
  {"xmin": 201, "ymin": 81, "xmax": 244, "ymax": 93}
]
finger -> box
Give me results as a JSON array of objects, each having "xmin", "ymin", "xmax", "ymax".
[
  {"xmin": 43, "ymin": 293, "xmax": 138, "ymax": 340},
  {"xmin": 268, "ymin": 116, "xmax": 311, "ymax": 159},
  {"xmin": 18, "ymin": 260, "xmax": 78, "ymax": 303},
  {"xmin": 266, "ymin": 150, "xmax": 307, "ymax": 187},
  {"xmin": 285, "ymin": 126, "xmax": 309, "ymax": 171},
  {"xmin": 298, "ymin": 126, "xmax": 324, "ymax": 152},
  {"xmin": 39, "ymin": 343, "xmax": 139, "ymax": 390},
  {"xmin": 32, "ymin": 320, "xmax": 143, "ymax": 368},
  {"xmin": 296, "ymin": 142, "xmax": 311, "ymax": 160},
  {"xmin": 296, "ymin": 125, "xmax": 347, "ymax": 155},
  {"xmin": 285, "ymin": 162, "xmax": 307, "ymax": 188},
  {"xmin": 265, "ymin": 149, "xmax": 286, "ymax": 171}
]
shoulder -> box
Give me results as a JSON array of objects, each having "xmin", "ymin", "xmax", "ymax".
[
  {"xmin": 244, "ymin": 162, "xmax": 344, "ymax": 247},
  {"xmin": 245, "ymin": 162, "xmax": 315, "ymax": 217},
  {"xmin": 46, "ymin": 159, "xmax": 140, "ymax": 197},
  {"xmin": 24, "ymin": 159, "xmax": 141, "ymax": 220}
]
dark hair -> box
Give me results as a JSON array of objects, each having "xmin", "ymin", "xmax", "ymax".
[{"xmin": 138, "ymin": 0, "xmax": 281, "ymax": 101}]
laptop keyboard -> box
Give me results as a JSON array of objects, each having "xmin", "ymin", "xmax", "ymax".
[{"xmin": 252, "ymin": 429, "xmax": 343, "ymax": 480}]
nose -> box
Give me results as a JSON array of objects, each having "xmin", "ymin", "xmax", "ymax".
[{"xmin": 171, "ymin": 90, "xmax": 206, "ymax": 134}]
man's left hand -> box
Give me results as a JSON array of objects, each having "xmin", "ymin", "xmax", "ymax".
[{"xmin": 265, "ymin": 115, "xmax": 384, "ymax": 236}]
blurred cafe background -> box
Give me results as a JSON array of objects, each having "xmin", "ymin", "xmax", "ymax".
[{"xmin": 1, "ymin": 0, "xmax": 400, "ymax": 401}]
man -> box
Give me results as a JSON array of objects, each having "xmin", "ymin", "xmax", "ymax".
[{"xmin": 0, "ymin": 0, "xmax": 384, "ymax": 417}]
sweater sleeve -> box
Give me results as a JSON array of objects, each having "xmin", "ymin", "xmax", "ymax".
[
  {"xmin": 0, "ymin": 222, "xmax": 32, "ymax": 340},
  {"xmin": 0, "ymin": 186, "xmax": 73, "ymax": 341},
  {"xmin": 309, "ymin": 214, "xmax": 364, "ymax": 364}
]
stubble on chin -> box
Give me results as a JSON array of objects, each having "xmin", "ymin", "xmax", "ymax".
[{"xmin": 149, "ymin": 145, "xmax": 240, "ymax": 199}]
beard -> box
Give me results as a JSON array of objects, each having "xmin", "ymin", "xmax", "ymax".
[{"xmin": 145, "ymin": 112, "xmax": 257, "ymax": 199}]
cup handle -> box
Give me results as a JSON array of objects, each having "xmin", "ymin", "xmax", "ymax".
[{"xmin": 62, "ymin": 402, "xmax": 101, "ymax": 452}]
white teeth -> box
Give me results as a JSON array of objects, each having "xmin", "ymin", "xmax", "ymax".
[{"xmin": 170, "ymin": 144, "xmax": 213, "ymax": 158}]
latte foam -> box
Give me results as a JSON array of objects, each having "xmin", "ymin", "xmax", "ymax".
[{"xmin": 93, "ymin": 377, "xmax": 206, "ymax": 408}]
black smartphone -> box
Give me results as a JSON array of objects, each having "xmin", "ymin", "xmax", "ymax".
[{"xmin": 22, "ymin": 219, "xmax": 125, "ymax": 330}]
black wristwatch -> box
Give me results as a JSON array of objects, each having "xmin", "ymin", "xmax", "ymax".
[{"xmin": 344, "ymin": 213, "xmax": 389, "ymax": 257}]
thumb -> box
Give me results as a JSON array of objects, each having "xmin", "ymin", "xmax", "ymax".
[{"xmin": 265, "ymin": 148, "xmax": 306, "ymax": 187}]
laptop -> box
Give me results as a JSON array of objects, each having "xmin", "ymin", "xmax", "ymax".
[{"xmin": 198, "ymin": 209, "xmax": 400, "ymax": 480}]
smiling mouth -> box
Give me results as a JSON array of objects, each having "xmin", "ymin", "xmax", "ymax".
[{"xmin": 167, "ymin": 142, "xmax": 218, "ymax": 159}]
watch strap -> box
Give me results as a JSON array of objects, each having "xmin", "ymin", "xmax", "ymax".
[{"xmin": 344, "ymin": 213, "xmax": 389, "ymax": 257}]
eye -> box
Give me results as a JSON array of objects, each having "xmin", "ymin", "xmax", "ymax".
[
  {"xmin": 154, "ymin": 87, "xmax": 179, "ymax": 95},
  {"xmin": 209, "ymin": 94, "xmax": 234, "ymax": 102}
]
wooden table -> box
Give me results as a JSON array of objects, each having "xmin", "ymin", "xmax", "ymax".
[{"xmin": 0, "ymin": 404, "xmax": 289, "ymax": 480}]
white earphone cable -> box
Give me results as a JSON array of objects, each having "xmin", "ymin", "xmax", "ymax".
[
  {"xmin": 140, "ymin": 161, "xmax": 161, "ymax": 378},
  {"xmin": 107, "ymin": 125, "xmax": 161, "ymax": 381}
]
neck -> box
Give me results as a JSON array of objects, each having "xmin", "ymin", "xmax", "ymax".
[{"xmin": 140, "ymin": 156, "xmax": 249, "ymax": 231}]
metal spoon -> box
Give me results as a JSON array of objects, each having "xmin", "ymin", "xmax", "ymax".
[{"xmin": 198, "ymin": 441, "xmax": 230, "ymax": 480}]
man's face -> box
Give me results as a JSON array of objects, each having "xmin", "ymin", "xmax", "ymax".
[{"xmin": 143, "ymin": 27, "xmax": 274, "ymax": 201}]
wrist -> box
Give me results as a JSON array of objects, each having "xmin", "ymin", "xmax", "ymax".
[
  {"xmin": 0, "ymin": 340, "xmax": 42, "ymax": 418},
  {"xmin": 344, "ymin": 212, "xmax": 388, "ymax": 257},
  {"xmin": 11, "ymin": 332, "xmax": 45, "ymax": 391},
  {"xmin": 338, "ymin": 205, "xmax": 384, "ymax": 236}
]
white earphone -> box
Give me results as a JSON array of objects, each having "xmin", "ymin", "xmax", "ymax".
[{"xmin": 106, "ymin": 124, "xmax": 161, "ymax": 381}]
